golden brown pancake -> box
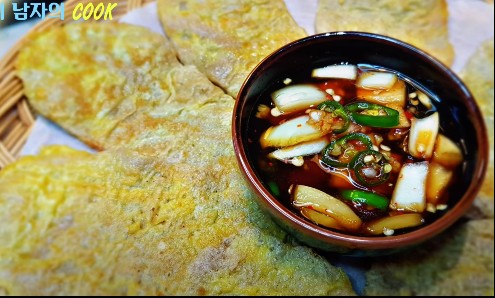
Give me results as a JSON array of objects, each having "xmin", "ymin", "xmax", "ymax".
[
  {"xmin": 4, "ymin": 23, "xmax": 356, "ymax": 295},
  {"xmin": 364, "ymin": 219, "xmax": 494, "ymax": 296},
  {"xmin": 16, "ymin": 22, "xmax": 228, "ymax": 151},
  {"xmin": 0, "ymin": 145, "xmax": 355, "ymax": 295},
  {"xmin": 157, "ymin": 0, "xmax": 307, "ymax": 97},
  {"xmin": 460, "ymin": 39, "xmax": 494, "ymax": 219},
  {"xmin": 315, "ymin": 0, "xmax": 455, "ymax": 66}
]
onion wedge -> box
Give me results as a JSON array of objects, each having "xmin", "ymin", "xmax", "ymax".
[
  {"xmin": 311, "ymin": 64, "xmax": 358, "ymax": 80},
  {"xmin": 356, "ymin": 71, "xmax": 397, "ymax": 90},
  {"xmin": 390, "ymin": 161, "xmax": 429, "ymax": 212},
  {"xmin": 268, "ymin": 137, "xmax": 329, "ymax": 162},
  {"xmin": 292, "ymin": 185, "xmax": 362, "ymax": 231},
  {"xmin": 271, "ymin": 84, "xmax": 327, "ymax": 114},
  {"xmin": 426, "ymin": 162, "xmax": 454, "ymax": 205},
  {"xmin": 365, "ymin": 214, "xmax": 424, "ymax": 235},
  {"xmin": 432, "ymin": 134, "xmax": 463, "ymax": 168},
  {"xmin": 408, "ymin": 112, "xmax": 439, "ymax": 159},
  {"xmin": 260, "ymin": 116, "xmax": 328, "ymax": 148},
  {"xmin": 300, "ymin": 207, "xmax": 344, "ymax": 231}
]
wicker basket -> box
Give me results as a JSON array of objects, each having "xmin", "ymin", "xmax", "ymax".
[{"xmin": 0, "ymin": 0, "xmax": 154, "ymax": 169}]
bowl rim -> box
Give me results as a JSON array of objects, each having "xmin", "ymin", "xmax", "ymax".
[{"xmin": 232, "ymin": 31, "xmax": 489, "ymax": 250}]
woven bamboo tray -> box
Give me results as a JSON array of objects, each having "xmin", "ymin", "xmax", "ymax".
[{"xmin": 0, "ymin": 0, "xmax": 154, "ymax": 169}]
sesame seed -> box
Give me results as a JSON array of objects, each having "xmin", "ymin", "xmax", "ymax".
[
  {"xmin": 363, "ymin": 155, "xmax": 374, "ymax": 163},
  {"xmin": 426, "ymin": 203, "xmax": 437, "ymax": 213},
  {"xmin": 333, "ymin": 95, "xmax": 342, "ymax": 102},
  {"xmin": 383, "ymin": 228, "xmax": 395, "ymax": 236},
  {"xmin": 380, "ymin": 144, "xmax": 391, "ymax": 151},
  {"xmin": 372, "ymin": 145, "xmax": 379, "ymax": 151},
  {"xmin": 436, "ymin": 204, "xmax": 448, "ymax": 210},
  {"xmin": 283, "ymin": 78, "xmax": 292, "ymax": 85},
  {"xmin": 409, "ymin": 92, "xmax": 417, "ymax": 98},
  {"xmin": 325, "ymin": 88, "xmax": 335, "ymax": 95},
  {"xmin": 291, "ymin": 156, "xmax": 304, "ymax": 167},
  {"xmin": 270, "ymin": 107, "xmax": 283, "ymax": 117}
]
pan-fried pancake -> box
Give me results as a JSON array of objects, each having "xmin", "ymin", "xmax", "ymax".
[
  {"xmin": 0, "ymin": 145, "xmax": 355, "ymax": 295},
  {"xmin": 315, "ymin": 0, "xmax": 454, "ymax": 66},
  {"xmin": 364, "ymin": 219, "xmax": 494, "ymax": 296},
  {"xmin": 157, "ymin": 0, "xmax": 307, "ymax": 97},
  {"xmin": 460, "ymin": 39, "xmax": 494, "ymax": 219},
  {"xmin": 5, "ymin": 23, "xmax": 355, "ymax": 295},
  {"xmin": 16, "ymin": 22, "xmax": 229, "ymax": 151}
]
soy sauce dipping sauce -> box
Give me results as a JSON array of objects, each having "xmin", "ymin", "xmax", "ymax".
[{"xmin": 246, "ymin": 64, "xmax": 464, "ymax": 237}]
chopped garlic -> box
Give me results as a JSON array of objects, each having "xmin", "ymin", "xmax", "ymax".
[
  {"xmin": 436, "ymin": 204, "xmax": 448, "ymax": 210},
  {"xmin": 325, "ymin": 88, "xmax": 335, "ymax": 95},
  {"xmin": 290, "ymin": 156, "xmax": 304, "ymax": 167}
]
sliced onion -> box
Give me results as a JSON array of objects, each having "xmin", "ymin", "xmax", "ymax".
[
  {"xmin": 268, "ymin": 137, "xmax": 329, "ymax": 161},
  {"xmin": 271, "ymin": 84, "xmax": 327, "ymax": 114},
  {"xmin": 311, "ymin": 64, "xmax": 358, "ymax": 80},
  {"xmin": 260, "ymin": 116, "xmax": 327, "ymax": 148},
  {"xmin": 292, "ymin": 185, "xmax": 362, "ymax": 231},
  {"xmin": 408, "ymin": 112, "xmax": 439, "ymax": 159},
  {"xmin": 356, "ymin": 71, "xmax": 397, "ymax": 90},
  {"xmin": 300, "ymin": 207, "xmax": 344, "ymax": 231},
  {"xmin": 426, "ymin": 162, "xmax": 454, "ymax": 205},
  {"xmin": 365, "ymin": 213, "xmax": 424, "ymax": 235},
  {"xmin": 432, "ymin": 134, "xmax": 463, "ymax": 168},
  {"xmin": 417, "ymin": 91, "xmax": 433, "ymax": 109},
  {"xmin": 390, "ymin": 161, "xmax": 429, "ymax": 212},
  {"xmin": 356, "ymin": 79, "xmax": 407, "ymax": 107}
]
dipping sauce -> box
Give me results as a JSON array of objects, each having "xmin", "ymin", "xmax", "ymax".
[{"xmin": 248, "ymin": 64, "xmax": 464, "ymax": 236}]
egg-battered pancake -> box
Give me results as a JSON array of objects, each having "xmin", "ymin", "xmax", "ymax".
[
  {"xmin": 364, "ymin": 219, "xmax": 494, "ymax": 295},
  {"xmin": 157, "ymin": 0, "xmax": 307, "ymax": 97},
  {"xmin": 5, "ymin": 22, "xmax": 355, "ymax": 295},
  {"xmin": 0, "ymin": 145, "xmax": 354, "ymax": 295},
  {"xmin": 460, "ymin": 39, "xmax": 494, "ymax": 219},
  {"xmin": 315, "ymin": 0, "xmax": 454, "ymax": 66},
  {"xmin": 16, "ymin": 22, "xmax": 228, "ymax": 151}
]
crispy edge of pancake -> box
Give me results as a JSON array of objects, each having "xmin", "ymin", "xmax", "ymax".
[
  {"xmin": 157, "ymin": 0, "xmax": 307, "ymax": 97},
  {"xmin": 364, "ymin": 219, "xmax": 494, "ymax": 296},
  {"xmin": 460, "ymin": 39, "xmax": 494, "ymax": 219},
  {"xmin": 315, "ymin": 0, "xmax": 454, "ymax": 66}
]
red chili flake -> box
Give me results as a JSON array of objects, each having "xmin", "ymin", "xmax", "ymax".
[{"xmin": 404, "ymin": 110, "xmax": 414, "ymax": 120}]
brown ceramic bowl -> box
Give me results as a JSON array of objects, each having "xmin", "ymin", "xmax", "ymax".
[{"xmin": 232, "ymin": 32, "xmax": 488, "ymax": 256}]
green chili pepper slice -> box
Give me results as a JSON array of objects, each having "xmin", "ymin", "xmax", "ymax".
[
  {"xmin": 267, "ymin": 181, "xmax": 281, "ymax": 197},
  {"xmin": 341, "ymin": 189, "xmax": 389, "ymax": 211},
  {"xmin": 317, "ymin": 101, "xmax": 350, "ymax": 134},
  {"xmin": 321, "ymin": 133, "xmax": 373, "ymax": 167},
  {"xmin": 349, "ymin": 149, "xmax": 391, "ymax": 186},
  {"xmin": 345, "ymin": 102, "xmax": 399, "ymax": 128}
]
